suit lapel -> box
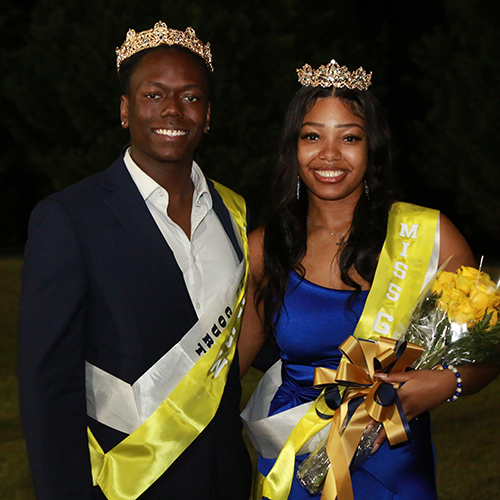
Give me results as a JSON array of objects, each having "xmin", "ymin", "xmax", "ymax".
[
  {"xmin": 208, "ymin": 180, "xmax": 244, "ymax": 262},
  {"xmin": 100, "ymin": 158, "xmax": 197, "ymax": 323}
]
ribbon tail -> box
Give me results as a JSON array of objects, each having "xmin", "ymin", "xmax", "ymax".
[
  {"xmin": 324, "ymin": 401, "xmax": 371, "ymax": 500},
  {"xmin": 88, "ymin": 428, "xmax": 105, "ymax": 487},
  {"xmin": 383, "ymin": 398, "xmax": 410, "ymax": 446},
  {"xmin": 322, "ymin": 410, "xmax": 349, "ymax": 500},
  {"xmin": 262, "ymin": 403, "xmax": 330, "ymax": 500}
]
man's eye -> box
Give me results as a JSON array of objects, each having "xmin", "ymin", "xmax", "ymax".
[
  {"xmin": 145, "ymin": 93, "xmax": 160, "ymax": 99},
  {"xmin": 184, "ymin": 95, "xmax": 199, "ymax": 102}
]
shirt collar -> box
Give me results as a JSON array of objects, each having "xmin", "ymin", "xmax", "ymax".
[{"xmin": 123, "ymin": 148, "xmax": 212, "ymax": 209}]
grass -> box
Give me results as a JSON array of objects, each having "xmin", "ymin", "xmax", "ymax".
[
  {"xmin": 0, "ymin": 258, "xmax": 34, "ymax": 499},
  {"xmin": 2, "ymin": 257, "xmax": 500, "ymax": 499}
]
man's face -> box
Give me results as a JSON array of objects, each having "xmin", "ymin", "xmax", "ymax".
[{"xmin": 120, "ymin": 49, "xmax": 211, "ymax": 174}]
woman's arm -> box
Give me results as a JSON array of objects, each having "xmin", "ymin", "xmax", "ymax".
[
  {"xmin": 238, "ymin": 227, "xmax": 268, "ymax": 377},
  {"xmin": 373, "ymin": 214, "xmax": 500, "ymax": 448},
  {"xmin": 439, "ymin": 213, "xmax": 476, "ymax": 270}
]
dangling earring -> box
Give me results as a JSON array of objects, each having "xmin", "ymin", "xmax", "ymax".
[
  {"xmin": 204, "ymin": 124, "xmax": 210, "ymax": 133},
  {"xmin": 364, "ymin": 180, "xmax": 370, "ymax": 200},
  {"xmin": 296, "ymin": 176, "xmax": 300, "ymax": 200}
]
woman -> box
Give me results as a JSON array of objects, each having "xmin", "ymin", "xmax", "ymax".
[{"xmin": 239, "ymin": 59, "xmax": 499, "ymax": 500}]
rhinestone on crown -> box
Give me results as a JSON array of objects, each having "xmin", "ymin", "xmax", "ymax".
[
  {"xmin": 296, "ymin": 59, "xmax": 372, "ymax": 90},
  {"xmin": 116, "ymin": 21, "xmax": 213, "ymax": 72}
]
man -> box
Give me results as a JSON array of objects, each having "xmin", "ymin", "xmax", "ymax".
[{"xmin": 19, "ymin": 21, "xmax": 251, "ymax": 499}]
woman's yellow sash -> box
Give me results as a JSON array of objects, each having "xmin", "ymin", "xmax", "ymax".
[
  {"xmin": 87, "ymin": 181, "xmax": 248, "ymax": 500},
  {"xmin": 255, "ymin": 202, "xmax": 439, "ymax": 500}
]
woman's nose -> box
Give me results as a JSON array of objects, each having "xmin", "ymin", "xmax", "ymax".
[{"xmin": 319, "ymin": 140, "xmax": 341, "ymax": 161}]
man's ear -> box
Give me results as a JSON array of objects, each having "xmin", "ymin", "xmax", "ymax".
[
  {"xmin": 204, "ymin": 103, "xmax": 211, "ymax": 133},
  {"xmin": 120, "ymin": 95, "xmax": 129, "ymax": 128}
]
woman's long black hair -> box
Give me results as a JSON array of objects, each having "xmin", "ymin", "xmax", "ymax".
[{"xmin": 257, "ymin": 85, "xmax": 399, "ymax": 336}]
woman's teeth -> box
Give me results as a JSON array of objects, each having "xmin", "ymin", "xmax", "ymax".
[{"xmin": 315, "ymin": 170, "xmax": 344, "ymax": 178}]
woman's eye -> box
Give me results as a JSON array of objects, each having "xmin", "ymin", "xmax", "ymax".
[
  {"xmin": 344, "ymin": 135, "xmax": 362, "ymax": 142},
  {"xmin": 300, "ymin": 132, "xmax": 319, "ymax": 141}
]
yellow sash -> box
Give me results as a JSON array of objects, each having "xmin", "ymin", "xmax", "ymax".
[
  {"xmin": 256, "ymin": 202, "xmax": 439, "ymax": 500},
  {"xmin": 88, "ymin": 182, "xmax": 248, "ymax": 500}
]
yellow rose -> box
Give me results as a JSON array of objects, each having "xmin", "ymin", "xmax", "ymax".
[
  {"xmin": 432, "ymin": 266, "xmax": 500, "ymax": 329},
  {"xmin": 454, "ymin": 273, "xmax": 473, "ymax": 295},
  {"xmin": 469, "ymin": 284, "xmax": 500, "ymax": 319},
  {"xmin": 489, "ymin": 310, "xmax": 499, "ymax": 328},
  {"xmin": 432, "ymin": 271, "xmax": 456, "ymax": 296},
  {"xmin": 459, "ymin": 266, "xmax": 481, "ymax": 281},
  {"xmin": 448, "ymin": 294, "xmax": 475, "ymax": 325}
]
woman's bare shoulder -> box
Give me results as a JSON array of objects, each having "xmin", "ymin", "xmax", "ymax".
[{"xmin": 439, "ymin": 213, "xmax": 475, "ymax": 270}]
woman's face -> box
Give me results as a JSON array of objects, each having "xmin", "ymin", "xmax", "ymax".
[{"xmin": 297, "ymin": 96, "xmax": 367, "ymax": 205}]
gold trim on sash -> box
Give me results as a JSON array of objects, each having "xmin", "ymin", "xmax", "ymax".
[
  {"xmin": 257, "ymin": 202, "xmax": 439, "ymax": 500},
  {"xmin": 88, "ymin": 183, "xmax": 248, "ymax": 499}
]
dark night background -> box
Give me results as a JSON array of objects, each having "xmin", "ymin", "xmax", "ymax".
[{"xmin": 1, "ymin": 0, "xmax": 499, "ymax": 259}]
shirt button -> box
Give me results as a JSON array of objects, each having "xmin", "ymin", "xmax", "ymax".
[
  {"xmin": 196, "ymin": 303, "xmax": 201, "ymax": 309},
  {"xmin": 159, "ymin": 191, "xmax": 164, "ymax": 197}
]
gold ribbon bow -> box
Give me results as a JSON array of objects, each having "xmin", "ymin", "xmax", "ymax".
[{"xmin": 312, "ymin": 335, "xmax": 423, "ymax": 500}]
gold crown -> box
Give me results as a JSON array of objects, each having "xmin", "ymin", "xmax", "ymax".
[
  {"xmin": 116, "ymin": 21, "xmax": 213, "ymax": 72},
  {"xmin": 296, "ymin": 59, "xmax": 372, "ymax": 90}
]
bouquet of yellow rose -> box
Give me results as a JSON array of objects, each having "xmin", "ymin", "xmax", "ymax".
[
  {"xmin": 338, "ymin": 265, "xmax": 500, "ymax": 482},
  {"xmin": 404, "ymin": 265, "xmax": 500, "ymax": 371},
  {"xmin": 297, "ymin": 265, "xmax": 500, "ymax": 495},
  {"xmin": 338, "ymin": 265, "xmax": 500, "ymax": 483}
]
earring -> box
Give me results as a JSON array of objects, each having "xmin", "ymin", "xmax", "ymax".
[
  {"xmin": 204, "ymin": 125, "xmax": 210, "ymax": 133},
  {"xmin": 364, "ymin": 180, "xmax": 370, "ymax": 200},
  {"xmin": 121, "ymin": 121, "xmax": 125, "ymax": 127},
  {"xmin": 296, "ymin": 176, "xmax": 300, "ymax": 200}
]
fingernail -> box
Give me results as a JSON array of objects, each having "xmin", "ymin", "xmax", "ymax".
[
  {"xmin": 374, "ymin": 373, "xmax": 387, "ymax": 379},
  {"xmin": 371, "ymin": 443, "xmax": 380, "ymax": 455},
  {"xmin": 364, "ymin": 424, "xmax": 373, "ymax": 434}
]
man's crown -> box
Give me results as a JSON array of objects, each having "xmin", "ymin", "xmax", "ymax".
[
  {"xmin": 296, "ymin": 59, "xmax": 372, "ymax": 90},
  {"xmin": 116, "ymin": 21, "xmax": 213, "ymax": 72}
]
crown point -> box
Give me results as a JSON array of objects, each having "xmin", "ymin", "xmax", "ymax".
[
  {"xmin": 296, "ymin": 57, "xmax": 372, "ymax": 90},
  {"xmin": 116, "ymin": 21, "xmax": 214, "ymax": 72}
]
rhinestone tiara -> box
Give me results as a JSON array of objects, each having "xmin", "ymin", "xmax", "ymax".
[
  {"xmin": 116, "ymin": 21, "xmax": 213, "ymax": 72},
  {"xmin": 296, "ymin": 59, "xmax": 372, "ymax": 90}
]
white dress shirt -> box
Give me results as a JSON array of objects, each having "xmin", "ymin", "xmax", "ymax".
[{"xmin": 124, "ymin": 149, "xmax": 240, "ymax": 318}]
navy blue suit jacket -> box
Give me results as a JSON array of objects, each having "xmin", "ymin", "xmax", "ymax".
[{"xmin": 19, "ymin": 158, "xmax": 251, "ymax": 499}]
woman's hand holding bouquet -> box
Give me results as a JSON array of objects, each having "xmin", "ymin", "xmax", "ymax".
[{"xmin": 297, "ymin": 265, "xmax": 500, "ymax": 495}]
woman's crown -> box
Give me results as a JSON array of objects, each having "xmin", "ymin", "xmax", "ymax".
[
  {"xmin": 116, "ymin": 21, "xmax": 213, "ymax": 72},
  {"xmin": 297, "ymin": 59, "xmax": 372, "ymax": 90}
]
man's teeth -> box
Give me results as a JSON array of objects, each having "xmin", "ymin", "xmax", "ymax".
[
  {"xmin": 154, "ymin": 129, "xmax": 188, "ymax": 137},
  {"xmin": 315, "ymin": 170, "xmax": 344, "ymax": 178}
]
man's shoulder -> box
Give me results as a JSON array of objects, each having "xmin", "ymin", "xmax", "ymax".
[
  {"xmin": 43, "ymin": 157, "xmax": 127, "ymax": 207},
  {"xmin": 29, "ymin": 157, "xmax": 130, "ymax": 228}
]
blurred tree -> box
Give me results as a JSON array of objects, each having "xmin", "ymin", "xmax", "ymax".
[
  {"xmin": 0, "ymin": 0, "xmax": 39, "ymax": 247},
  {"xmin": 0, "ymin": 0, "xmax": 377, "ymax": 234},
  {"xmin": 8, "ymin": 0, "xmax": 494, "ymax": 249},
  {"xmin": 408, "ymin": 0, "xmax": 500, "ymax": 255}
]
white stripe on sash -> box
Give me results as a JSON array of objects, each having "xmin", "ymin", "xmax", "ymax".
[
  {"xmin": 241, "ymin": 361, "xmax": 330, "ymax": 459},
  {"xmin": 86, "ymin": 258, "xmax": 245, "ymax": 435}
]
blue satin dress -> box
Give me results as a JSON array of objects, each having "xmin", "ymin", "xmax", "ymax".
[{"xmin": 257, "ymin": 271, "xmax": 438, "ymax": 500}]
